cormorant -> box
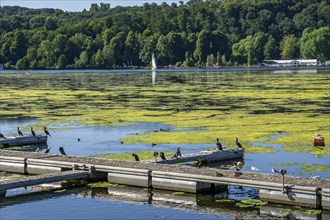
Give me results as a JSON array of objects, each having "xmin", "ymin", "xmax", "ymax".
[
  {"xmin": 160, "ymin": 152, "xmax": 167, "ymax": 161},
  {"xmin": 45, "ymin": 147, "xmax": 51, "ymax": 153},
  {"xmin": 132, "ymin": 153, "xmax": 140, "ymax": 161},
  {"xmin": 175, "ymin": 147, "xmax": 182, "ymax": 157},
  {"xmin": 44, "ymin": 127, "xmax": 51, "ymax": 136},
  {"xmin": 272, "ymin": 168, "xmax": 287, "ymax": 175},
  {"xmin": 216, "ymin": 138, "xmax": 223, "ymax": 150},
  {"xmin": 0, "ymin": 133, "xmax": 6, "ymax": 139},
  {"xmin": 235, "ymin": 138, "xmax": 243, "ymax": 148},
  {"xmin": 31, "ymin": 127, "xmax": 36, "ymax": 137},
  {"xmin": 151, "ymin": 143, "xmax": 156, "ymax": 147},
  {"xmin": 59, "ymin": 147, "xmax": 67, "ymax": 156},
  {"xmin": 17, "ymin": 127, "xmax": 23, "ymax": 136}
]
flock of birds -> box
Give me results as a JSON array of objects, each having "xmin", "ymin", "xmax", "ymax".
[
  {"xmin": 2, "ymin": 128, "xmax": 318, "ymax": 178},
  {"xmin": 0, "ymin": 126, "xmax": 68, "ymax": 156}
]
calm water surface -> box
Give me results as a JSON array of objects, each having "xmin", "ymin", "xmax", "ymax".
[{"xmin": 0, "ymin": 68, "xmax": 329, "ymax": 219}]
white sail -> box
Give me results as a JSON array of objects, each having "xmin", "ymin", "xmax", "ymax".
[{"xmin": 152, "ymin": 53, "xmax": 157, "ymax": 70}]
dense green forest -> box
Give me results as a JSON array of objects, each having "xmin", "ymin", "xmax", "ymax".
[{"xmin": 0, "ymin": 0, "xmax": 329, "ymax": 69}]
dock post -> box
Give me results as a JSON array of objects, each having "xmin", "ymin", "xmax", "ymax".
[
  {"xmin": 148, "ymin": 170, "xmax": 153, "ymax": 189},
  {"xmin": 72, "ymin": 164, "xmax": 79, "ymax": 170},
  {"xmin": 89, "ymin": 165, "xmax": 96, "ymax": 178},
  {"xmin": 23, "ymin": 158, "xmax": 28, "ymax": 174},
  {"xmin": 282, "ymin": 174, "xmax": 285, "ymax": 194}
]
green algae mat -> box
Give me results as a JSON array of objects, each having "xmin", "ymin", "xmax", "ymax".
[{"xmin": 0, "ymin": 69, "xmax": 329, "ymax": 155}]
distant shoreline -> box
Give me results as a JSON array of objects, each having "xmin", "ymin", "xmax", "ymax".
[{"xmin": 1, "ymin": 66, "xmax": 329, "ymax": 74}]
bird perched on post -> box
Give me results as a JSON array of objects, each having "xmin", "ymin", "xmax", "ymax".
[
  {"xmin": 31, "ymin": 127, "xmax": 36, "ymax": 137},
  {"xmin": 235, "ymin": 138, "xmax": 243, "ymax": 149},
  {"xmin": 160, "ymin": 152, "xmax": 167, "ymax": 161},
  {"xmin": 272, "ymin": 168, "xmax": 287, "ymax": 175},
  {"xmin": 132, "ymin": 153, "xmax": 140, "ymax": 161},
  {"xmin": 17, "ymin": 127, "xmax": 23, "ymax": 136},
  {"xmin": 44, "ymin": 127, "xmax": 51, "ymax": 136},
  {"xmin": 59, "ymin": 147, "xmax": 67, "ymax": 156},
  {"xmin": 216, "ymin": 138, "xmax": 223, "ymax": 150},
  {"xmin": 0, "ymin": 133, "xmax": 6, "ymax": 139}
]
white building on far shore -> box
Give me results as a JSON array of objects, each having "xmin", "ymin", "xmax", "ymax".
[{"xmin": 262, "ymin": 59, "xmax": 318, "ymax": 66}]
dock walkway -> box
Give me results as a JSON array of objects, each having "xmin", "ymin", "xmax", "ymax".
[{"xmin": 0, "ymin": 149, "xmax": 329, "ymax": 209}]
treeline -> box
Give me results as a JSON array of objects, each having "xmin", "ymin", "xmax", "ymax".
[{"xmin": 0, "ymin": 0, "xmax": 329, "ymax": 70}]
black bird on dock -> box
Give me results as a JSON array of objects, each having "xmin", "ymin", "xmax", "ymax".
[
  {"xmin": 17, "ymin": 127, "xmax": 23, "ymax": 136},
  {"xmin": 160, "ymin": 152, "xmax": 167, "ymax": 161},
  {"xmin": 216, "ymin": 138, "xmax": 223, "ymax": 150},
  {"xmin": 132, "ymin": 153, "xmax": 140, "ymax": 161},
  {"xmin": 45, "ymin": 147, "xmax": 51, "ymax": 153},
  {"xmin": 272, "ymin": 168, "xmax": 287, "ymax": 175},
  {"xmin": 175, "ymin": 147, "xmax": 182, "ymax": 157},
  {"xmin": 31, "ymin": 127, "xmax": 36, "ymax": 137},
  {"xmin": 235, "ymin": 138, "xmax": 243, "ymax": 149},
  {"xmin": 59, "ymin": 147, "xmax": 67, "ymax": 156},
  {"xmin": 0, "ymin": 133, "xmax": 6, "ymax": 139},
  {"xmin": 44, "ymin": 127, "xmax": 51, "ymax": 136}
]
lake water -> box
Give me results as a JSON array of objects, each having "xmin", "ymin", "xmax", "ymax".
[{"xmin": 0, "ymin": 67, "xmax": 329, "ymax": 219}]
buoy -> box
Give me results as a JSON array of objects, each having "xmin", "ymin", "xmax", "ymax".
[{"xmin": 313, "ymin": 136, "xmax": 325, "ymax": 146}]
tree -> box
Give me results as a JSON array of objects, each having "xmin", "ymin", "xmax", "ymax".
[
  {"xmin": 102, "ymin": 45, "xmax": 115, "ymax": 68},
  {"xmin": 75, "ymin": 51, "xmax": 89, "ymax": 68},
  {"xmin": 38, "ymin": 40, "xmax": 56, "ymax": 68},
  {"xmin": 124, "ymin": 31, "xmax": 140, "ymax": 66},
  {"xmin": 9, "ymin": 31, "xmax": 28, "ymax": 64},
  {"xmin": 44, "ymin": 16, "xmax": 57, "ymax": 30},
  {"xmin": 16, "ymin": 57, "xmax": 30, "ymax": 69},
  {"xmin": 57, "ymin": 54, "xmax": 68, "ymax": 69},
  {"xmin": 264, "ymin": 35, "xmax": 279, "ymax": 60},
  {"xmin": 300, "ymin": 26, "xmax": 330, "ymax": 60},
  {"xmin": 280, "ymin": 35, "xmax": 299, "ymax": 59}
]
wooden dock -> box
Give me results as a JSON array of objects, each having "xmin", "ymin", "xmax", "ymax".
[
  {"xmin": 0, "ymin": 135, "xmax": 48, "ymax": 148},
  {"xmin": 0, "ymin": 149, "xmax": 329, "ymax": 210},
  {"xmin": 148, "ymin": 148, "xmax": 243, "ymax": 164}
]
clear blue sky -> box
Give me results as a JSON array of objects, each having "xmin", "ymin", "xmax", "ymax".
[{"xmin": 1, "ymin": 0, "xmax": 187, "ymax": 12}]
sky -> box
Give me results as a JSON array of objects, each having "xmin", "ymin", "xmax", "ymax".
[{"xmin": 0, "ymin": 0, "xmax": 187, "ymax": 12}]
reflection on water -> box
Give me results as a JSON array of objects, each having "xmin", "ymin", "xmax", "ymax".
[
  {"xmin": 152, "ymin": 70, "xmax": 156, "ymax": 86},
  {"xmin": 0, "ymin": 185, "xmax": 324, "ymax": 220}
]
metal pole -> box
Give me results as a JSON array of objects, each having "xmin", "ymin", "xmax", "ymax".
[{"xmin": 282, "ymin": 174, "xmax": 285, "ymax": 194}]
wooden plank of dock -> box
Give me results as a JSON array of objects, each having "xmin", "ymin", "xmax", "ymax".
[{"xmin": 0, "ymin": 170, "xmax": 89, "ymax": 192}]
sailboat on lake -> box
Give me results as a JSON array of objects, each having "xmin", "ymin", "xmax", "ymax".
[
  {"xmin": 151, "ymin": 53, "xmax": 157, "ymax": 86},
  {"xmin": 151, "ymin": 53, "xmax": 157, "ymax": 70}
]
